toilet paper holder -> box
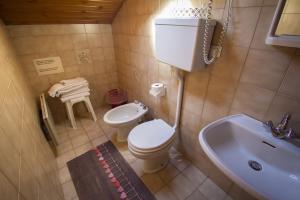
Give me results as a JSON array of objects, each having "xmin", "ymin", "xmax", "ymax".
[{"xmin": 149, "ymin": 83, "xmax": 166, "ymax": 97}]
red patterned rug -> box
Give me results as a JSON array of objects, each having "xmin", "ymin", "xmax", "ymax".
[{"xmin": 67, "ymin": 141, "xmax": 156, "ymax": 200}]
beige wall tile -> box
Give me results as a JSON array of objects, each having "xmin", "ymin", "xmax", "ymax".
[
  {"xmin": 226, "ymin": 7, "xmax": 261, "ymax": 47},
  {"xmin": 87, "ymin": 33, "xmax": 103, "ymax": 48},
  {"xmin": 0, "ymin": 20, "xmax": 62, "ymax": 200},
  {"xmin": 241, "ymin": 49, "xmax": 291, "ymax": 90},
  {"xmin": 279, "ymin": 55, "xmax": 300, "ymax": 100},
  {"xmin": 111, "ymin": 1, "xmax": 300, "ymax": 198},
  {"xmin": 55, "ymin": 35, "xmax": 74, "ymax": 51},
  {"xmin": 201, "ymin": 76, "xmax": 237, "ymax": 125},
  {"xmin": 0, "ymin": 172, "xmax": 19, "ymax": 200},
  {"xmin": 182, "ymin": 71, "xmax": 209, "ymax": 116},
  {"xmin": 71, "ymin": 34, "xmax": 88, "ymax": 50},
  {"xmin": 12, "ymin": 36, "xmax": 38, "ymax": 55},
  {"xmin": 263, "ymin": 0, "xmax": 279, "ymax": 6},
  {"xmin": 63, "ymin": 24, "xmax": 85, "ymax": 34},
  {"xmin": 232, "ymin": 0, "xmax": 263, "ymax": 7},
  {"xmin": 231, "ymin": 83, "xmax": 275, "ymax": 119},
  {"xmin": 7, "ymin": 25, "xmax": 31, "ymax": 37},
  {"xmin": 19, "ymin": 159, "xmax": 37, "ymax": 200},
  {"xmin": 0, "ymin": 128, "xmax": 21, "ymax": 187},
  {"xmin": 211, "ymin": 46, "xmax": 248, "ymax": 80},
  {"xmin": 9, "ymin": 24, "xmax": 119, "ymax": 122},
  {"xmin": 84, "ymin": 24, "xmax": 101, "ymax": 33}
]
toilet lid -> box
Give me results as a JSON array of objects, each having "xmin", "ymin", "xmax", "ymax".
[{"xmin": 128, "ymin": 119, "xmax": 175, "ymax": 150}]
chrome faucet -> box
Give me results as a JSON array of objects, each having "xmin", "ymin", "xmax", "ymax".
[
  {"xmin": 134, "ymin": 100, "xmax": 147, "ymax": 110},
  {"xmin": 264, "ymin": 113, "xmax": 296, "ymax": 139}
]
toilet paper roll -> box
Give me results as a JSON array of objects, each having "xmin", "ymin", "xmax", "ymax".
[
  {"xmin": 149, "ymin": 82, "xmax": 165, "ymax": 97},
  {"xmin": 150, "ymin": 83, "xmax": 164, "ymax": 93}
]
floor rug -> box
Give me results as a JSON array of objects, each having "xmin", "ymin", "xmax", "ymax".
[{"xmin": 67, "ymin": 141, "xmax": 156, "ymax": 200}]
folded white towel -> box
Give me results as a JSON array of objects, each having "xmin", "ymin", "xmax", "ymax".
[
  {"xmin": 48, "ymin": 83, "xmax": 64, "ymax": 97},
  {"xmin": 61, "ymin": 87, "xmax": 90, "ymax": 98},
  {"xmin": 48, "ymin": 82, "xmax": 89, "ymax": 97},
  {"xmin": 60, "ymin": 77, "xmax": 87, "ymax": 85},
  {"xmin": 60, "ymin": 92, "xmax": 90, "ymax": 102}
]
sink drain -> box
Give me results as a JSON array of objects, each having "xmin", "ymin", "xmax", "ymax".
[{"xmin": 248, "ymin": 160, "xmax": 262, "ymax": 171}]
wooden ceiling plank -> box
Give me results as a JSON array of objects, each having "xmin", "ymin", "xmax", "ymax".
[{"xmin": 0, "ymin": 0, "xmax": 124, "ymax": 25}]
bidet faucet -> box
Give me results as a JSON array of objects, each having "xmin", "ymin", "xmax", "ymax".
[
  {"xmin": 139, "ymin": 102, "xmax": 147, "ymax": 110},
  {"xmin": 263, "ymin": 113, "xmax": 296, "ymax": 139}
]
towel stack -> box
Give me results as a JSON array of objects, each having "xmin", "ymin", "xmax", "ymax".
[{"xmin": 48, "ymin": 77, "xmax": 90, "ymax": 102}]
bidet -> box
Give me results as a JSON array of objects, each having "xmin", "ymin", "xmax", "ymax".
[{"xmin": 103, "ymin": 101, "xmax": 148, "ymax": 142}]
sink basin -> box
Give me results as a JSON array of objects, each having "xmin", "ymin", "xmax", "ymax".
[{"xmin": 199, "ymin": 114, "xmax": 300, "ymax": 200}]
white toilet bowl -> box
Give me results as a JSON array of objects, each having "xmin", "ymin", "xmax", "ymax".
[
  {"xmin": 128, "ymin": 119, "xmax": 176, "ymax": 173},
  {"xmin": 103, "ymin": 102, "xmax": 148, "ymax": 142}
]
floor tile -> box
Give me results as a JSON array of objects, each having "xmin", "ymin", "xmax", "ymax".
[
  {"xmin": 199, "ymin": 178, "xmax": 227, "ymax": 200},
  {"xmin": 158, "ymin": 163, "xmax": 180, "ymax": 184},
  {"xmin": 86, "ymin": 127, "xmax": 104, "ymax": 140},
  {"xmin": 54, "ymin": 108, "xmax": 233, "ymax": 200},
  {"xmin": 62, "ymin": 180, "xmax": 77, "ymax": 200},
  {"xmin": 224, "ymin": 195, "xmax": 233, "ymax": 200},
  {"xmin": 168, "ymin": 174, "xmax": 197, "ymax": 200},
  {"xmin": 183, "ymin": 165, "xmax": 207, "ymax": 186},
  {"xmin": 68, "ymin": 128, "xmax": 85, "ymax": 139},
  {"xmin": 74, "ymin": 142, "xmax": 93, "ymax": 156},
  {"xmin": 56, "ymin": 121, "xmax": 67, "ymax": 132},
  {"xmin": 186, "ymin": 189, "xmax": 207, "ymax": 200},
  {"xmin": 56, "ymin": 150, "xmax": 76, "ymax": 169},
  {"xmin": 141, "ymin": 173, "xmax": 165, "ymax": 193},
  {"xmin": 91, "ymin": 135, "xmax": 108, "ymax": 147},
  {"xmin": 155, "ymin": 185, "xmax": 179, "ymax": 200},
  {"xmin": 71, "ymin": 134, "xmax": 89, "ymax": 148},
  {"xmin": 57, "ymin": 141, "xmax": 73, "ymax": 155},
  {"xmin": 56, "ymin": 132, "xmax": 70, "ymax": 144},
  {"xmin": 169, "ymin": 153, "xmax": 190, "ymax": 172},
  {"xmin": 58, "ymin": 166, "xmax": 71, "ymax": 184}
]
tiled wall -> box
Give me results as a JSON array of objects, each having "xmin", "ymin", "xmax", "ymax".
[
  {"xmin": 7, "ymin": 24, "xmax": 118, "ymax": 121},
  {"xmin": 112, "ymin": 0, "xmax": 300, "ymax": 199},
  {"xmin": 0, "ymin": 20, "xmax": 63, "ymax": 200}
]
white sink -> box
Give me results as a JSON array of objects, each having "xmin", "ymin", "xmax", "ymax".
[{"xmin": 199, "ymin": 114, "xmax": 300, "ymax": 200}]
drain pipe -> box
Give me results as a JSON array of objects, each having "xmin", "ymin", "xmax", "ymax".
[{"xmin": 173, "ymin": 68, "xmax": 185, "ymax": 132}]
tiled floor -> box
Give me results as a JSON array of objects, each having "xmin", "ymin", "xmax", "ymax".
[{"xmin": 55, "ymin": 107, "xmax": 233, "ymax": 200}]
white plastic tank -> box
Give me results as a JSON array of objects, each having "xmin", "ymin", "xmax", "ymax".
[{"xmin": 155, "ymin": 18, "xmax": 216, "ymax": 72}]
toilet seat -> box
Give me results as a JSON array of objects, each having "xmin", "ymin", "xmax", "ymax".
[{"xmin": 128, "ymin": 119, "xmax": 175, "ymax": 152}]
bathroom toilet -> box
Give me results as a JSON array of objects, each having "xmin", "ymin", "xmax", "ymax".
[
  {"xmin": 128, "ymin": 119, "xmax": 176, "ymax": 173},
  {"xmin": 103, "ymin": 101, "xmax": 148, "ymax": 142}
]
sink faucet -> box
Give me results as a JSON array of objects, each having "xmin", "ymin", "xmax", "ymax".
[{"xmin": 264, "ymin": 113, "xmax": 296, "ymax": 139}]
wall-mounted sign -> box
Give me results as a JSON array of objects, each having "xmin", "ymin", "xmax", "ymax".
[{"xmin": 33, "ymin": 56, "xmax": 64, "ymax": 76}]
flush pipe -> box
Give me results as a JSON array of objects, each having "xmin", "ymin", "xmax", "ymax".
[{"xmin": 173, "ymin": 68, "xmax": 185, "ymax": 132}]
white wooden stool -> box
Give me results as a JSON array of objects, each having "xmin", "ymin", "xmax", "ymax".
[{"xmin": 64, "ymin": 96, "xmax": 97, "ymax": 129}]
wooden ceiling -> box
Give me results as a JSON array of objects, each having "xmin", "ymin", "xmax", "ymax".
[{"xmin": 0, "ymin": 0, "xmax": 124, "ymax": 24}]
